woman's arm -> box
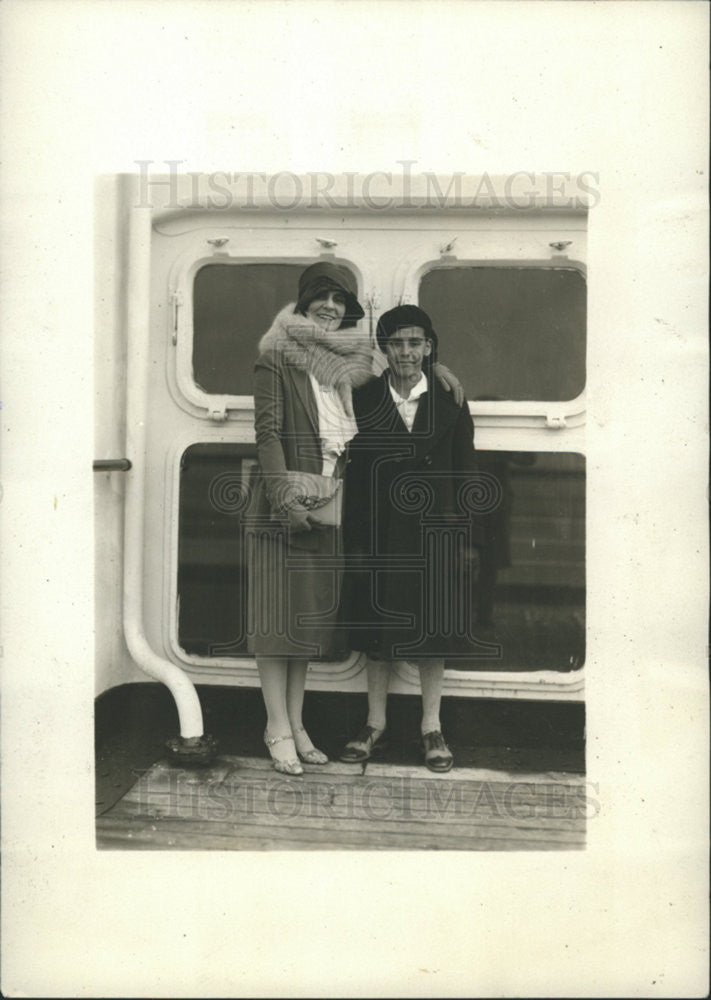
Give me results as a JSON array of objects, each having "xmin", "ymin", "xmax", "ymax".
[
  {"xmin": 253, "ymin": 350, "xmax": 315, "ymax": 531},
  {"xmin": 253, "ymin": 350, "xmax": 288, "ymax": 489},
  {"xmin": 451, "ymin": 402, "xmax": 487, "ymax": 550},
  {"xmin": 452, "ymin": 400, "xmax": 477, "ymax": 471},
  {"xmin": 432, "ymin": 362, "xmax": 465, "ymax": 406}
]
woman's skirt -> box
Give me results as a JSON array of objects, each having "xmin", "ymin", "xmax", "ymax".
[{"xmin": 246, "ymin": 522, "xmax": 345, "ymax": 659}]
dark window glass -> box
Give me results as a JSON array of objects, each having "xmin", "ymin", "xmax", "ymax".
[
  {"xmin": 446, "ymin": 451, "xmax": 585, "ymax": 672},
  {"xmin": 419, "ymin": 266, "xmax": 586, "ymax": 401},
  {"xmin": 178, "ymin": 445, "xmax": 584, "ymax": 673},
  {"xmin": 177, "ymin": 443, "xmax": 254, "ymax": 656},
  {"xmin": 192, "ymin": 262, "xmax": 358, "ymax": 396}
]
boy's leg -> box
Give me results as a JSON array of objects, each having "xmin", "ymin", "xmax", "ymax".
[
  {"xmin": 339, "ymin": 655, "xmax": 390, "ymax": 762},
  {"xmin": 366, "ymin": 656, "xmax": 390, "ymax": 732},
  {"xmin": 416, "ymin": 657, "xmax": 445, "ymax": 735},
  {"xmin": 415, "ymin": 657, "xmax": 454, "ymax": 772}
]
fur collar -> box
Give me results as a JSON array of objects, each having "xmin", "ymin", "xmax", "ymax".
[{"xmin": 258, "ymin": 304, "xmax": 380, "ymax": 389}]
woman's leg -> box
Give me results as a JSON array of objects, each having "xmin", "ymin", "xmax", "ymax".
[
  {"xmin": 285, "ymin": 656, "xmax": 317, "ymax": 754},
  {"xmin": 256, "ymin": 655, "xmax": 295, "ymax": 764},
  {"xmin": 285, "ymin": 657, "xmax": 308, "ymax": 725},
  {"xmin": 416, "ymin": 657, "xmax": 446, "ymax": 734},
  {"xmin": 285, "ymin": 657, "xmax": 329, "ymax": 762}
]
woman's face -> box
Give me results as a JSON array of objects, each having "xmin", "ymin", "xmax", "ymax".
[{"xmin": 305, "ymin": 289, "xmax": 347, "ymax": 332}]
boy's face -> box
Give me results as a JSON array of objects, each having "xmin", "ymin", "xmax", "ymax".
[{"xmin": 385, "ymin": 325, "xmax": 432, "ymax": 378}]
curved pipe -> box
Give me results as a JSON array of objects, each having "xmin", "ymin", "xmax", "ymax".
[{"xmin": 122, "ymin": 197, "xmax": 204, "ymax": 738}]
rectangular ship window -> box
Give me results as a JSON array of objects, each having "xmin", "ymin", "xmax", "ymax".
[
  {"xmin": 192, "ymin": 261, "xmax": 360, "ymax": 396},
  {"xmin": 177, "ymin": 443, "xmax": 254, "ymax": 657},
  {"xmin": 419, "ymin": 266, "xmax": 586, "ymax": 402},
  {"xmin": 192, "ymin": 263, "xmax": 305, "ymax": 396},
  {"xmin": 446, "ymin": 451, "xmax": 585, "ymax": 672}
]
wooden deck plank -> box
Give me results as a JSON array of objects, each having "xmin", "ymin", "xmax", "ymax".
[
  {"xmin": 97, "ymin": 830, "xmax": 578, "ymax": 852},
  {"xmin": 133, "ymin": 755, "xmax": 585, "ymax": 784},
  {"xmin": 363, "ymin": 761, "xmax": 587, "ymax": 785},
  {"xmin": 97, "ymin": 756, "xmax": 586, "ymax": 851},
  {"xmin": 121, "ymin": 776, "xmax": 585, "ymax": 808},
  {"xmin": 106, "ymin": 802, "xmax": 581, "ymax": 840},
  {"xmin": 98, "ymin": 808, "xmax": 586, "ymax": 841},
  {"xmin": 108, "ymin": 768, "xmax": 583, "ymax": 805},
  {"xmin": 111, "ymin": 782, "xmax": 586, "ymax": 832},
  {"xmin": 124, "ymin": 756, "xmax": 584, "ymax": 795},
  {"xmin": 120, "ymin": 763, "xmax": 586, "ymax": 816},
  {"xmin": 97, "ymin": 815, "xmax": 584, "ymax": 852},
  {"xmin": 112, "ymin": 797, "xmax": 585, "ymax": 832}
]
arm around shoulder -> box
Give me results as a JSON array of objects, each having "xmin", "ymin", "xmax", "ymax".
[{"xmin": 452, "ymin": 399, "xmax": 477, "ymax": 471}]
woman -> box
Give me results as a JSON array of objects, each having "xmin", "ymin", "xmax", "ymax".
[
  {"xmin": 247, "ymin": 265, "xmax": 463, "ymax": 775},
  {"xmin": 340, "ymin": 305, "xmax": 483, "ymax": 772}
]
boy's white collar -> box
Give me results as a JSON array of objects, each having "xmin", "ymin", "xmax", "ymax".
[{"xmin": 388, "ymin": 371, "xmax": 428, "ymax": 404}]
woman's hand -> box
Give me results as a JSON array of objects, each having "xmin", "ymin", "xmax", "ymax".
[
  {"xmin": 433, "ymin": 362, "xmax": 465, "ymax": 406},
  {"xmin": 286, "ymin": 505, "xmax": 327, "ymax": 533},
  {"xmin": 287, "ymin": 505, "xmax": 313, "ymax": 533}
]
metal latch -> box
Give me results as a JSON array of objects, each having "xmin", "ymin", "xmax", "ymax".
[
  {"xmin": 545, "ymin": 414, "xmax": 567, "ymax": 429},
  {"xmin": 169, "ymin": 289, "xmax": 184, "ymax": 345},
  {"xmin": 208, "ymin": 401, "xmax": 229, "ymax": 422},
  {"xmin": 439, "ymin": 236, "xmax": 458, "ymax": 257}
]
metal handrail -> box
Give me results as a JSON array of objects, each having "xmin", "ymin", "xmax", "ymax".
[{"xmin": 93, "ymin": 459, "xmax": 132, "ymax": 472}]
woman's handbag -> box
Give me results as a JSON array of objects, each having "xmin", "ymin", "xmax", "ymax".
[{"xmin": 273, "ymin": 471, "xmax": 343, "ymax": 527}]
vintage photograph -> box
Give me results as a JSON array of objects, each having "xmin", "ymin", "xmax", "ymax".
[
  {"xmin": 94, "ymin": 168, "xmax": 589, "ymax": 850},
  {"xmin": 3, "ymin": 2, "xmax": 707, "ymax": 994}
]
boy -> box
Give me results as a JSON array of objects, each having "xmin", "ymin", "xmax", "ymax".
[{"xmin": 340, "ymin": 305, "xmax": 483, "ymax": 772}]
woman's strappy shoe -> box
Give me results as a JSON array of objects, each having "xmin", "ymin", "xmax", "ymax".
[
  {"xmin": 293, "ymin": 727, "xmax": 329, "ymax": 765},
  {"xmin": 264, "ymin": 730, "xmax": 303, "ymax": 776}
]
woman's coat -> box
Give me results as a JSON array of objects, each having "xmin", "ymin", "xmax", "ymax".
[{"xmin": 246, "ymin": 305, "xmax": 373, "ymax": 657}]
